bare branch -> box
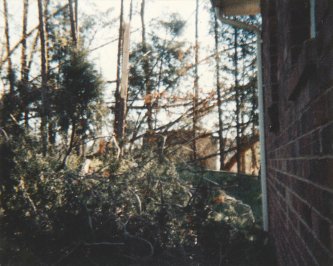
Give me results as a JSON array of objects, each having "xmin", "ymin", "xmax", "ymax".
[{"xmin": 0, "ymin": 4, "xmax": 69, "ymax": 67}]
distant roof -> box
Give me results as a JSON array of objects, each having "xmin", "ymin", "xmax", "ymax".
[{"xmin": 212, "ymin": 0, "xmax": 260, "ymax": 16}]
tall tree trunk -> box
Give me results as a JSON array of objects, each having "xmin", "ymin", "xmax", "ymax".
[
  {"xmin": 113, "ymin": 0, "xmax": 124, "ymax": 143},
  {"xmin": 68, "ymin": 0, "xmax": 77, "ymax": 47},
  {"xmin": 113, "ymin": 1, "xmax": 131, "ymax": 155},
  {"xmin": 43, "ymin": 0, "xmax": 55, "ymax": 145},
  {"xmin": 129, "ymin": 0, "xmax": 133, "ymax": 21},
  {"xmin": 21, "ymin": 0, "xmax": 29, "ymax": 81},
  {"xmin": 214, "ymin": 11, "xmax": 225, "ymax": 170},
  {"xmin": 43, "ymin": 0, "xmax": 50, "ymax": 75},
  {"xmin": 118, "ymin": 23, "xmax": 131, "ymax": 149},
  {"xmin": 192, "ymin": 0, "xmax": 199, "ymax": 161},
  {"xmin": 3, "ymin": 0, "xmax": 14, "ymax": 93},
  {"xmin": 37, "ymin": 0, "xmax": 48, "ymax": 156},
  {"xmin": 21, "ymin": 0, "xmax": 29, "ymax": 127},
  {"xmin": 120, "ymin": 0, "xmax": 133, "ymax": 131},
  {"xmin": 141, "ymin": 0, "xmax": 153, "ymax": 131},
  {"xmin": 234, "ymin": 28, "xmax": 241, "ymax": 174},
  {"xmin": 26, "ymin": 33, "xmax": 39, "ymax": 79},
  {"xmin": 0, "ymin": 4, "xmax": 69, "ymax": 67},
  {"xmin": 74, "ymin": 0, "xmax": 78, "ymax": 42},
  {"xmin": 69, "ymin": 0, "xmax": 83, "ymax": 155}
]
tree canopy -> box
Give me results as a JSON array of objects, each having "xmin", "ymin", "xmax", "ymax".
[{"xmin": 0, "ymin": 1, "xmax": 272, "ymax": 265}]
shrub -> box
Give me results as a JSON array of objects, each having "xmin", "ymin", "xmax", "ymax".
[{"xmin": 0, "ymin": 137, "xmax": 274, "ymax": 265}]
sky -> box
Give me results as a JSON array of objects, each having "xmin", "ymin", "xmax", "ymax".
[
  {"xmin": 84, "ymin": 0, "xmax": 214, "ymax": 86},
  {"xmin": 1, "ymin": 0, "xmax": 221, "ymax": 131},
  {"xmin": 1, "ymin": 0, "xmax": 216, "ymax": 93},
  {"xmin": 82, "ymin": 0, "xmax": 219, "ymax": 127},
  {"xmin": 1, "ymin": 0, "xmax": 259, "ymax": 170}
]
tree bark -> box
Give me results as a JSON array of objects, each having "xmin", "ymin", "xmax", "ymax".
[
  {"xmin": 234, "ymin": 28, "xmax": 241, "ymax": 174},
  {"xmin": 68, "ymin": 0, "xmax": 77, "ymax": 47},
  {"xmin": 21, "ymin": 0, "xmax": 29, "ymax": 81},
  {"xmin": 43, "ymin": 0, "xmax": 50, "ymax": 75},
  {"xmin": 113, "ymin": 0, "xmax": 124, "ymax": 144},
  {"xmin": 0, "ymin": 4, "xmax": 69, "ymax": 68},
  {"xmin": 74, "ymin": 0, "xmax": 78, "ymax": 42},
  {"xmin": 214, "ymin": 11, "xmax": 225, "ymax": 170},
  {"xmin": 43, "ymin": 0, "xmax": 55, "ymax": 145},
  {"xmin": 26, "ymin": 33, "xmax": 39, "ymax": 79},
  {"xmin": 114, "ymin": 23, "xmax": 130, "ymax": 154},
  {"xmin": 3, "ymin": 0, "xmax": 14, "ymax": 93},
  {"xmin": 113, "ymin": 1, "xmax": 131, "ymax": 154},
  {"xmin": 141, "ymin": 0, "xmax": 153, "ymax": 131},
  {"xmin": 21, "ymin": 0, "xmax": 29, "ymax": 127},
  {"xmin": 192, "ymin": 0, "xmax": 199, "ymax": 161},
  {"xmin": 37, "ymin": 0, "xmax": 48, "ymax": 156}
]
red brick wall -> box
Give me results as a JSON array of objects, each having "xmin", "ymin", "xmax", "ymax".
[{"xmin": 262, "ymin": 0, "xmax": 333, "ymax": 265}]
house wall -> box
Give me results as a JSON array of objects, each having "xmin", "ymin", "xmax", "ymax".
[{"xmin": 262, "ymin": 1, "xmax": 333, "ymax": 265}]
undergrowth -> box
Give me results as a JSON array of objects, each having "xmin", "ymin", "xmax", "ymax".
[{"xmin": 0, "ymin": 135, "xmax": 276, "ymax": 265}]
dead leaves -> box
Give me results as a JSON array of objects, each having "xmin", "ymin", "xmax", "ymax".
[{"xmin": 144, "ymin": 91, "xmax": 167, "ymax": 105}]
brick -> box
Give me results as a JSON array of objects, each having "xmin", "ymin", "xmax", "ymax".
[
  {"xmin": 300, "ymin": 202, "xmax": 312, "ymax": 228},
  {"xmin": 301, "ymin": 109, "xmax": 314, "ymax": 134},
  {"xmin": 321, "ymin": 123, "xmax": 333, "ymax": 155},
  {"xmin": 310, "ymin": 188, "xmax": 331, "ymax": 218},
  {"xmin": 330, "ymin": 225, "xmax": 333, "ymax": 253},
  {"xmin": 291, "ymin": 193, "xmax": 301, "ymax": 213},
  {"xmin": 295, "ymin": 160, "xmax": 304, "ymax": 178},
  {"xmin": 312, "ymin": 95, "xmax": 330, "ymax": 128},
  {"xmin": 311, "ymin": 130, "xmax": 321, "ymax": 156},
  {"xmin": 308, "ymin": 78, "xmax": 320, "ymax": 100},
  {"xmin": 292, "ymin": 141, "xmax": 299, "ymax": 157},
  {"xmin": 292, "ymin": 181, "xmax": 331, "ymax": 219},
  {"xmin": 308, "ymin": 159, "xmax": 333, "ymax": 188},
  {"xmin": 294, "ymin": 236, "xmax": 319, "ymax": 266},
  {"xmin": 319, "ymin": 220, "xmax": 331, "ymax": 250},
  {"xmin": 316, "ymin": 0, "xmax": 329, "ymax": 27},
  {"xmin": 329, "ymin": 88, "xmax": 333, "ymax": 118},
  {"xmin": 276, "ymin": 179, "xmax": 286, "ymax": 197},
  {"xmin": 311, "ymin": 211, "xmax": 332, "ymax": 250},
  {"xmin": 299, "ymin": 134, "xmax": 311, "ymax": 156},
  {"xmin": 299, "ymin": 222, "xmax": 315, "ymax": 253},
  {"xmin": 279, "ymin": 171, "xmax": 291, "ymax": 187},
  {"xmin": 328, "ymin": 194, "xmax": 333, "ymax": 220},
  {"xmin": 301, "ymin": 160, "xmax": 310, "ymax": 180},
  {"xmin": 312, "ymin": 242, "xmax": 333, "ymax": 266},
  {"xmin": 292, "ymin": 179, "xmax": 308, "ymax": 199},
  {"xmin": 262, "ymin": 1, "xmax": 333, "ymax": 265},
  {"xmin": 288, "ymin": 206, "xmax": 299, "ymax": 232}
]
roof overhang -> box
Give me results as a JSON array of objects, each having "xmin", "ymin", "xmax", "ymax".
[{"xmin": 212, "ymin": 0, "xmax": 260, "ymax": 16}]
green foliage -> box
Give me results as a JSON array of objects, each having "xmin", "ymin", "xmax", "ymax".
[
  {"xmin": 158, "ymin": 13, "xmax": 186, "ymax": 37},
  {"xmin": 0, "ymin": 72, "xmax": 33, "ymax": 135},
  {"xmin": 0, "ymin": 3, "xmax": 274, "ymax": 265},
  {"xmin": 128, "ymin": 15, "xmax": 191, "ymax": 104},
  {"xmin": 0, "ymin": 136, "xmax": 275, "ymax": 265},
  {"xmin": 56, "ymin": 49, "xmax": 103, "ymax": 133}
]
